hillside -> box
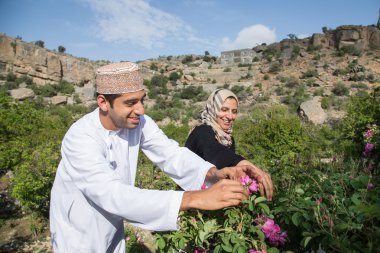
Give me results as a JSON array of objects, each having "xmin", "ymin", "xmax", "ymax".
[
  {"xmin": 0, "ymin": 25, "xmax": 380, "ymax": 125},
  {"xmin": 0, "ymin": 24, "xmax": 379, "ymax": 253}
]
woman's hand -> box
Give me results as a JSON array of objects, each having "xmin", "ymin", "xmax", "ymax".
[
  {"xmin": 205, "ymin": 163, "xmax": 273, "ymax": 201},
  {"xmin": 236, "ymin": 160, "xmax": 273, "ymax": 201}
]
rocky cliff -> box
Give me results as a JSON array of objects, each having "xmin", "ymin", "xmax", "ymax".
[
  {"xmin": 0, "ymin": 33, "xmax": 96, "ymax": 85},
  {"xmin": 1, "ymin": 25, "xmax": 380, "ymax": 87}
]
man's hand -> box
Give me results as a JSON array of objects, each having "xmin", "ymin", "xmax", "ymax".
[{"xmin": 180, "ymin": 179, "xmax": 249, "ymax": 211}]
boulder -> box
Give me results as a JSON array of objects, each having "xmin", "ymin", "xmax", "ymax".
[
  {"xmin": 9, "ymin": 87, "xmax": 35, "ymax": 100},
  {"xmin": 299, "ymin": 96, "xmax": 327, "ymax": 125},
  {"xmin": 51, "ymin": 95, "xmax": 67, "ymax": 105}
]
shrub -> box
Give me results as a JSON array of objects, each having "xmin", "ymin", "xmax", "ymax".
[
  {"xmin": 238, "ymin": 63, "xmax": 252, "ymax": 68},
  {"xmin": 306, "ymin": 44, "xmax": 322, "ymax": 52},
  {"xmin": 275, "ymin": 86, "xmax": 285, "ymax": 96},
  {"xmin": 169, "ymin": 72, "xmax": 181, "ymax": 82},
  {"xmin": 351, "ymin": 83, "xmax": 368, "ymax": 89},
  {"xmin": 58, "ymin": 46, "xmax": 66, "ymax": 53},
  {"xmin": 179, "ymin": 85, "xmax": 206, "ymax": 101},
  {"xmin": 182, "ymin": 55, "xmax": 193, "ymax": 64},
  {"xmin": 31, "ymin": 84, "xmax": 57, "ymax": 97},
  {"xmin": 6, "ymin": 72, "xmax": 17, "ymax": 82},
  {"xmin": 255, "ymin": 83, "xmax": 262, "ymax": 90},
  {"xmin": 55, "ymin": 80, "xmax": 75, "ymax": 94},
  {"xmin": 230, "ymin": 85, "xmax": 250, "ymax": 101},
  {"xmin": 291, "ymin": 46, "xmax": 300, "ymax": 59},
  {"xmin": 338, "ymin": 45, "xmax": 362, "ymax": 56},
  {"xmin": 235, "ymin": 106, "xmax": 309, "ymax": 168},
  {"xmin": 149, "ymin": 75, "xmax": 168, "ymax": 97},
  {"xmin": 340, "ymin": 88, "xmax": 380, "ymax": 152},
  {"xmin": 150, "ymin": 63, "xmax": 158, "ymax": 71},
  {"xmin": 11, "ymin": 141, "xmax": 60, "ymax": 216},
  {"xmin": 333, "ymin": 68, "xmax": 348, "ymax": 76},
  {"xmin": 223, "ymin": 67, "xmax": 231, "ymax": 72},
  {"xmin": 321, "ymin": 96, "xmax": 330, "ymax": 109},
  {"xmin": 34, "ymin": 40, "xmax": 45, "ymax": 48},
  {"xmin": 332, "ymin": 82, "xmax": 349, "ymax": 96},
  {"xmin": 269, "ymin": 62, "xmax": 281, "ymax": 73},
  {"xmin": 300, "ymin": 69, "xmax": 318, "ymax": 79},
  {"xmin": 284, "ymin": 76, "xmax": 299, "ymax": 88},
  {"xmin": 313, "ymin": 88, "xmax": 324, "ymax": 97},
  {"xmin": 16, "ymin": 74, "xmax": 33, "ymax": 85}
]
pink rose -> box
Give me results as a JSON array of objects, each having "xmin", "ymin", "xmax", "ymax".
[
  {"xmin": 368, "ymin": 182, "xmax": 375, "ymax": 189},
  {"xmin": 249, "ymin": 180, "xmax": 258, "ymax": 193},
  {"xmin": 240, "ymin": 175, "xmax": 251, "ymax": 186}
]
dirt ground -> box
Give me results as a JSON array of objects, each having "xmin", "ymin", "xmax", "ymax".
[{"xmin": 0, "ymin": 216, "xmax": 52, "ymax": 253}]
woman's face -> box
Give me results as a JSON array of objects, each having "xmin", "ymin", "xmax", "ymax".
[{"xmin": 216, "ymin": 97, "xmax": 238, "ymax": 131}]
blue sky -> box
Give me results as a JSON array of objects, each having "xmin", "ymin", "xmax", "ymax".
[{"xmin": 0, "ymin": 0, "xmax": 378, "ymax": 62}]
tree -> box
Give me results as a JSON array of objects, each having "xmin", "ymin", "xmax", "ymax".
[
  {"xmin": 58, "ymin": 46, "xmax": 66, "ymax": 53},
  {"xmin": 287, "ymin": 34, "xmax": 298, "ymax": 40},
  {"xmin": 35, "ymin": 40, "xmax": 45, "ymax": 48},
  {"xmin": 204, "ymin": 51, "xmax": 210, "ymax": 56}
]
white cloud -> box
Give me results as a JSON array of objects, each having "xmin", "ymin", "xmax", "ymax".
[
  {"xmin": 84, "ymin": 0, "xmax": 193, "ymax": 49},
  {"xmin": 221, "ymin": 24, "xmax": 276, "ymax": 51}
]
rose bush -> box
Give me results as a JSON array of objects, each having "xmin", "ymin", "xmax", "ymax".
[{"xmin": 154, "ymin": 176, "xmax": 286, "ymax": 253}]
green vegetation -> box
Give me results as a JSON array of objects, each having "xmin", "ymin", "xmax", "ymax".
[
  {"xmin": 155, "ymin": 89, "xmax": 380, "ymax": 252},
  {"xmin": 34, "ymin": 40, "xmax": 45, "ymax": 48},
  {"xmin": 58, "ymin": 46, "xmax": 66, "ymax": 53},
  {"xmin": 181, "ymin": 55, "xmax": 193, "ymax": 64}
]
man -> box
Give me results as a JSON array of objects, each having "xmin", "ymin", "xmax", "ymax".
[{"xmin": 50, "ymin": 62, "xmax": 273, "ymax": 252}]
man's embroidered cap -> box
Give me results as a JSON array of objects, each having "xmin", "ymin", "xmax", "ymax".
[{"xmin": 96, "ymin": 62, "xmax": 144, "ymax": 94}]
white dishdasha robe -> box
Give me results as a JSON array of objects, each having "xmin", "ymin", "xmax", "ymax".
[{"xmin": 50, "ymin": 108, "xmax": 213, "ymax": 252}]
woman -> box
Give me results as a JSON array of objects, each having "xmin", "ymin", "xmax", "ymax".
[{"xmin": 185, "ymin": 89, "xmax": 273, "ymax": 200}]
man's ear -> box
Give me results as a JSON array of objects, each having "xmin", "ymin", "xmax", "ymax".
[{"xmin": 97, "ymin": 95, "xmax": 108, "ymax": 112}]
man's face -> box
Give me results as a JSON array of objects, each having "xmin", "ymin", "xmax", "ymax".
[{"xmin": 107, "ymin": 90, "xmax": 146, "ymax": 129}]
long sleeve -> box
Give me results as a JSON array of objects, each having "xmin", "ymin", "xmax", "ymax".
[
  {"xmin": 140, "ymin": 116, "xmax": 214, "ymax": 191},
  {"xmin": 185, "ymin": 125, "xmax": 245, "ymax": 169}
]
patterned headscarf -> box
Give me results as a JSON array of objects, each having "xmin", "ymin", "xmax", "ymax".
[{"xmin": 193, "ymin": 89, "xmax": 238, "ymax": 147}]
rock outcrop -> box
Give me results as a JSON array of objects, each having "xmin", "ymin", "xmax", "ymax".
[
  {"xmin": 310, "ymin": 25, "xmax": 380, "ymax": 51},
  {"xmin": 0, "ymin": 33, "xmax": 96, "ymax": 85}
]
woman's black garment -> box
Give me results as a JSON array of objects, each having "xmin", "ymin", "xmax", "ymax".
[{"xmin": 185, "ymin": 124, "xmax": 245, "ymax": 169}]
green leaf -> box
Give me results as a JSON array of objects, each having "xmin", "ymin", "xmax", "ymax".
[
  {"xmin": 267, "ymin": 247, "xmax": 280, "ymax": 253},
  {"xmin": 157, "ymin": 237, "xmax": 165, "ymax": 249},
  {"xmin": 198, "ymin": 230, "xmax": 206, "ymax": 243},
  {"xmin": 351, "ymin": 193, "xmax": 361, "ymax": 206},
  {"xmin": 248, "ymin": 201, "xmax": 254, "ymax": 211},
  {"xmin": 178, "ymin": 237, "xmax": 185, "ymax": 249},
  {"xmin": 237, "ymin": 246, "xmax": 246, "ymax": 253},
  {"xmin": 213, "ymin": 245, "xmax": 221, "ymax": 253},
  {"xmin": 258, "ymin": 203, "xmax": 270, "ymax": 214},
  {"xmin": 254, "ymin": 196, "xmax": 267, "ymax": 204},
  {"xmin": 232, "ymin": 243, "xmax": 240, "ymax": 253},
  {"xmin": 256, "ymin": 229, "xmax": 265, "ymax": 241},
  {"xmin": 291, "ymin": 212, "xmax": 301, "ymax": 226},
  {"xmin": 304, "ymin": 236, "xmax": 312, "ymax": 247},
  {"xmin": 295, "ymin": 188, "xmax": 305, "ymax": 195},
  {"xmin": 221, "ymin": 243, "xmax": 233, "ymax": 252}
]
